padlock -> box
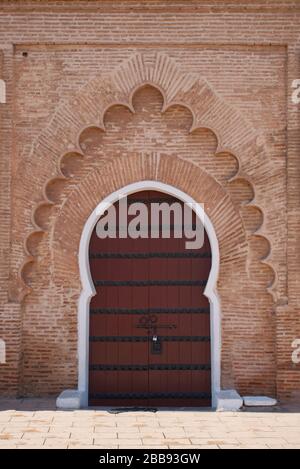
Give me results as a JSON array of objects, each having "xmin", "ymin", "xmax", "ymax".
[{"xmin": 151, "ymin": 335, "xmax": 162, "ymax": 354}]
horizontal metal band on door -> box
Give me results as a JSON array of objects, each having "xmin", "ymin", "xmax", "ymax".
[
  {"xmin": 94, "ymin": 280, "xmax": 207, "ymax": 287},
  {"xmin": 89, "ymin": 392, "xmax": 211, "ymax": 399},
  {"xmin": 89, "ymin": 335, "xmax": 210, "ymax": 342},
  {"xmin": 90, "ymin": 307, "xmax": 210, "ymax": 315},
  {"xmin": 89, "ymin": 364, "xmax": 211, "ymax": 371},
  {"xmin": 90, "ymin": 252, "xmax": 211, "ymax": 259}
]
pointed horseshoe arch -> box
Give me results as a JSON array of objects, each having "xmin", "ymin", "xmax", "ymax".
[{"xmin": 76, "ymin": 181, "xmax": 220, "ymax": 408}]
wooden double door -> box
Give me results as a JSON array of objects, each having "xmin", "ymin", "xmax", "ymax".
[{"xmin": 88, "ymin": 191, "xmax": 212, "ymax": 407}]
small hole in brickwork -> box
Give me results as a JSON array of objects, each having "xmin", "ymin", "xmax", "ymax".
[{"xmin": 22, "ymin": 51, "xmax": 28, "ymax": 57}]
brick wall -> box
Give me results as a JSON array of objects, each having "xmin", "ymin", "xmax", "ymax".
[{"xmin": 0, "ymin": 0, "xmax": 299, "ymax": 402}]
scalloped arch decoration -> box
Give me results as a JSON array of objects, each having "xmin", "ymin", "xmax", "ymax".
[{"xmin": 14, "ymin": 52, "xmax": 277, "ymax": 302}]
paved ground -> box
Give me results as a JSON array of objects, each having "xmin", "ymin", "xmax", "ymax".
[{"xmin": 0, "ymin": 399, "xmax": 299, "ymax": 449}]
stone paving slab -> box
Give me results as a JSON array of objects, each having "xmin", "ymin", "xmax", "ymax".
[{"xmin": 0, "ymin": 399, "xmax": 299, "ymax": 449}]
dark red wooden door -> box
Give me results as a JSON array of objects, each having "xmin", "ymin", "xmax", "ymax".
[{"xmin": 89, "ymin": 190, "xmax": 211, "ymax": 407}]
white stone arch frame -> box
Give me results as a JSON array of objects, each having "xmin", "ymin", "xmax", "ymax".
[{"xmin": 74, "ymin": 181, "xmax": 221, "ymax": 408}]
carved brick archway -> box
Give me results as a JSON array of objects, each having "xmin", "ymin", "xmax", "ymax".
[
  {"xmin": 52, "ymin": 154, "xmax": 245, "ymax": 408},
  {"xmin": 11, "ymin": 53, "xmax": 276, "ymax": 304}
]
